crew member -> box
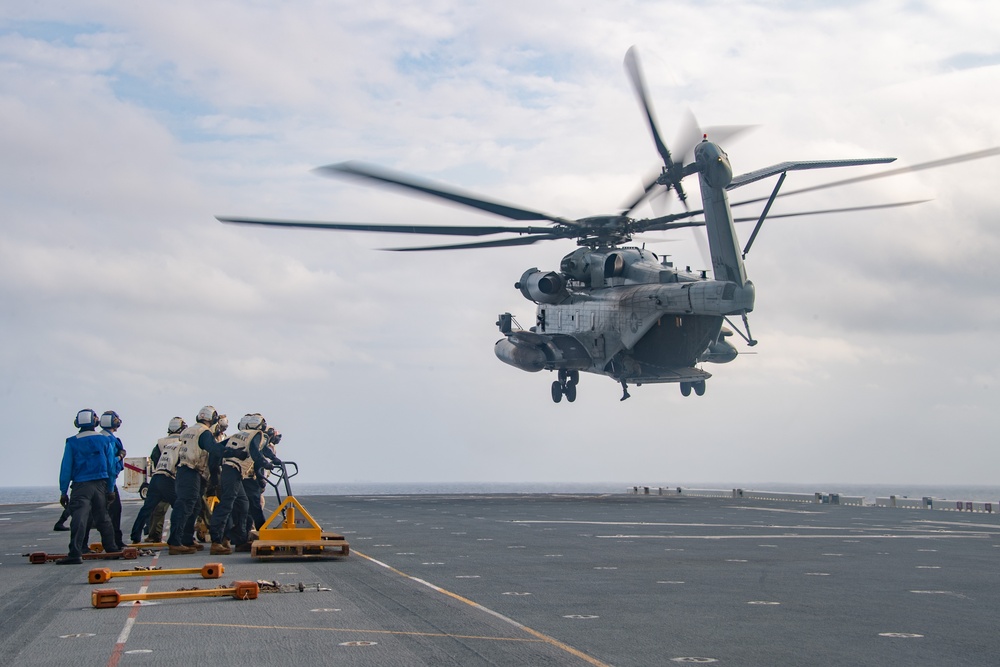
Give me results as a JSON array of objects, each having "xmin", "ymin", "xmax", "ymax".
[
  {"xmin": 56, "ymin": 409, "xmax": 120, "ymax": 564},
  {"xmin": 209, "ymin": 413, "xmax": 276, "ymax": 554},
  {"xmin": 131, "ymin": 417, "xmax": 185, "ymax": 544},
  {"xmin": 195, "ymin": 414, "xmax": 227, "ymax": 543},
  {"xmin": 246, "ymin": 426, "xmax": 281, "ymax": 532},
  {"xmin": 100, "ymin": 410, "xmax": 127, "ymax": 550},
  {"xmin": 166, "ymin": 405, "xmax": 223, "ymax": 555}
]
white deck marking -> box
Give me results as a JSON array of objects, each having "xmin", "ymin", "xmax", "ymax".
[
  {"xmin": 595, "ymin": 534, "xmax": 988, "ymax": 540},
  {"xmin": 356, "ymin": 551, "xmax": 613, "ymax": 667}
]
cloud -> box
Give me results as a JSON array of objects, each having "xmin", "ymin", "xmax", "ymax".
[{"xmin": 3, "ymin": 1, "xmax": 1000, "ymax": 488}]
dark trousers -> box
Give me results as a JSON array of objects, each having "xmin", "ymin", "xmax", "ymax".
[
  {"xmin": 66, "ymin": 479, "xmax": 117, "ymax": 559},
  {"xmin": 107, "ymin": 484, "xmax": 124, "ymax": 547},
  {"xmin": 167, "ymin": 466, "xmax": 203, "ymax": 546},
  {"xmin": 209, "ymin": 466, "xmax": 248, "ymax": 545},
  {"xmin": 147, "ymin": 502, "xmax": 170, "ymax": 541},
  {"xmin": 244, "ymin": 477, "xmax": 266, "ymax": 530},
  {"xmin": 130, "ymin": 475, "xmax": 176, "ymax": 544}
]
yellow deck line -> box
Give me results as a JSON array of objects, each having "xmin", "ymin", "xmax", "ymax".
[{"xmin": 135, "ymin": 621, "xmax": 540, "ymax": 643}]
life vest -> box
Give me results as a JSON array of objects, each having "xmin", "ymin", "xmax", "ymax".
[
  {"xmin": 223, "ymin": 429, "xmax": 264, "ymax": 479},
  {"xmin": 176, "ymin": 423, "xmax": 212, "ymax": 478},
  {"xmin": 153, "ymin": 436, "xmax": 182, "ymax": 478}
]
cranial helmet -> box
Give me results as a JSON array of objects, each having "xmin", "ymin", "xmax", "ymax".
[
  {"xmin": 74, "ymin": 409, "xmax": 99, "ymax": 429},
  {"xmin": 100, "ymin": 410, "xmax": 122, "ymax": 430},
  {"xmin": 167, "ymin": 416, "xmax": 187, "ymax": 434},
  {"xmin": 217, "ymin": 414, "xmax": 229, "ymax": 432},
  {"xmin": 238, "ymin": 413, "xmax": 266, "ymax": 431},
  {"xmin": 196, "ymin": 405, "xmax": 219, "ymax": 425}
]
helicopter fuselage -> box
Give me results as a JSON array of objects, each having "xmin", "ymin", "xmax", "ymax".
[
  {"xmin": 495, "ymin": 140, "xmax": 755, "ymax": 400},
  {"xmin": 495, "ymin": 243, "xmax": 753, "ymax": 389}
]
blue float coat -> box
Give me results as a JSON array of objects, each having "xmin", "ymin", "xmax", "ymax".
[
  {"xmin": 59, "ymin": 429, "xmax": 118, "ymax": 495},
  {"xmin": 102, "ymin": 429, "xmax": 125, "ymax": 477}
]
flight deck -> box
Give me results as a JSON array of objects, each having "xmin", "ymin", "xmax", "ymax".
[{"xmin": 2, "ymin": 493, "xmax": 998, "ymax": 666}]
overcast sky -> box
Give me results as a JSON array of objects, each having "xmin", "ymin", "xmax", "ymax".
[{"xmin": 3, "ymin": 1, "xmax": 999, "ymax": 489}]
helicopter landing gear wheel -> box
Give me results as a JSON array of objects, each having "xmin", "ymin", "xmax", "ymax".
[
  {"xmin": 693, "ymin": 380, "xmax": 706, "ymax": 396},
  {"xmin": 680, "ymin": 382, "xmax": 692, "ymax": 397},
  {"xmin": 553, "ymin": 370, "xmax": 578, "ymax": 403},
  {"xmin": 564, "ymin": 382, "xmax": 577, "ymax": 402}
]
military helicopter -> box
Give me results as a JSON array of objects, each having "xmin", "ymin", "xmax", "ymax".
[{"xmin": 218, "ymin": 47, "xmax": 1000, "ymax": 403}]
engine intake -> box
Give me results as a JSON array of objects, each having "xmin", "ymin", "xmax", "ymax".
[{"xmin": 516, "ymin": 268, "xmax": 568, "ymax": 304}]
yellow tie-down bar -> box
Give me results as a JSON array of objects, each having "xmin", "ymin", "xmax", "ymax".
[
  {"xmin": 88, "ymin": 563, "xmax": 223, "ymax": 584},
  {"xmin": 92, "ymin": 580, "xmax": 258, "ymax": 609}
]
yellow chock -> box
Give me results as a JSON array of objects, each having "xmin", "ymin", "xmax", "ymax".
[
  {"xmin": 88, "ymin": 563, "xmax": 224, "ymax": 585},
  {"xmin": 91, "ymin": 580, "xmax": 259, "ymax": 609}
]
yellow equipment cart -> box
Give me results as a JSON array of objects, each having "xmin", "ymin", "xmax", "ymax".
[{"xmin": 251, "ymin": 461, "xmax": 350, "ymax": 560}]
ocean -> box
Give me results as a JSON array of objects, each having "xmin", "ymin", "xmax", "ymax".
[{"xmin": 4, "ymin": 482, "xmax": 1000, "ymax": 505}]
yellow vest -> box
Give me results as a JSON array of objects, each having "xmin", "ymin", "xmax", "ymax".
[
  {"xmin": 223, "ymin": 429, "xmax": 264, "ymax": 479},
  {"xmin": 176, "ymin": 423, "xmax": 212, "ymax": 479},
  {"xmin": 153, "ymin": 436, "xmax": 182, "ymax": 478}
]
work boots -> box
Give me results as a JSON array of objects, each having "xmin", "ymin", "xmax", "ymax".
[
  {"xmin": 168, "ymin": 544, "xmax": 197, "ymax": 555},
  {"xmin": 210, "ymin": 542, "xmax": 232, "ymax": 555}
]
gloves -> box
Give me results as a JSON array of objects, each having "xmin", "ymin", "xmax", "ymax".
[
  {"xmin": 106, "ymin": 492, "xmax": 117, "ymax": 505},
  {"xmin": 59, "ymin": 494, "xmax": 69, "ymax": 508}
]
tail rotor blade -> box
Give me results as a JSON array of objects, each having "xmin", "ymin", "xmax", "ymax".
[
  {"xmin": 624, "ymin": 46, "xmax": 687, "ymax": 206},
  {"xmin": 624, "ymin": 47, "xmax": 675, "ymax": 171}
]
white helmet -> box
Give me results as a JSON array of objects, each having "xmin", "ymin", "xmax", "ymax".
[
  {"xmin": 238, "ymin": 413, "xmax": 266, "ymax": 431},
  {"xmin": 100, "ymin": 410, "xmax": 122, "ymax": 430},
  {"xmin": 216, "ymin": 414, "xmax": 229, "ymax": 432},
  {"xmin": 167, "ymin": 416, "xmax": 187, "ymax": 434},
  {"xmin": 196, "ymin": 405, "xmax": 219, "ymax": 425},
  {"xmin": 74, "ymin": 408, "xmax": 99, "ymax": 429}
]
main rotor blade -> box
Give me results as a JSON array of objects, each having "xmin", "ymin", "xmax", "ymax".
[
  {"xmin": 624, "ymin": 46, "xmax": 675, "ymax": 173},
  {"xmin": 383, "ymin": 233, "xmax": 563, "ymax": 252},
  {"xmin": 216, "ymin": 216, "xmax": 546, "ymax": 237},
  {"xmin": 729, "ymin": 147, "xmax": 1000, "ymax": 209},
  {"xmin": 732, "ymin": 199, "xmax": 929, "ymax": 222},
  {"xmin": 637, "ymin": 199, "xmax": 930, "ymax": 232},
  {"xmin": 315, "ymin": 161, "xmax": 573, "ymax": 225}
]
